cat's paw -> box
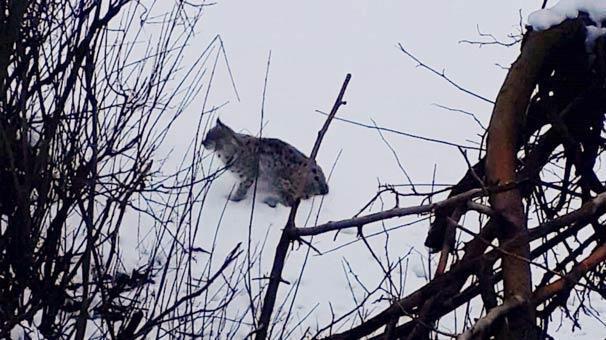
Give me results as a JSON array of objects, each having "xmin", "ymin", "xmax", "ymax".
[
  {"xmin": 263, "ymin": 197, "xmax": 279, "ymax": 208},
  {"xmin": 229, "ymin": 193, "xmax": 246, "ymax": 202}
]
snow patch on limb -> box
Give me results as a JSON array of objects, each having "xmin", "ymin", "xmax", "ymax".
[
  {"xmin": 585, "ymin": 25, "xmax": 606, "ymax": 50},
  {"xmin": 528, "ymin": 0, "xmax": 606, "ymax": 50},
  {"xmin": 529, "ymin": 0, "xmax": 606, "ymax": 28},
  {"xmin": 528, "ymin": 9, "xmax": 566, "ymax": 31}
]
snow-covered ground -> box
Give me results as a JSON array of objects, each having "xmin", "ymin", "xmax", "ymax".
[{"xmin": 125, "ymin": 1, "xmax": 606, "ymax": 338}]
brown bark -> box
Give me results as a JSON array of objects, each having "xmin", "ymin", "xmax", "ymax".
[
  {"xmin": 533, "ymin": 242, "xmax": 606, "ymax": 305},
  {"xmin": 484, "ymin": 19, "xmax": 585, "ymax": 339},
  {"xmin": 323, "ymin": 121, "xmax": 569, "ymax": 339}
]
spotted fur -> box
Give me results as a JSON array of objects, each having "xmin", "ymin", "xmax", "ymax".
[{"xmin": 202, "ymin": 119, "xmax": 329, "ymax": 207}]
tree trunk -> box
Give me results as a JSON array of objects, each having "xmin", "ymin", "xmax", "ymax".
[{"xmin": 485, "ymin": 19, "xmax": 584, "ymax": 339}]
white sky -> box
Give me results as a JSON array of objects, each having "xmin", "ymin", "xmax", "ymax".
[{"xmin": 142, "ymin": 1, "xmax": 606, "ymax": 338}]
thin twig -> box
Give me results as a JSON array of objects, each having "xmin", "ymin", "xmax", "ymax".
[{"xmin": 398, "ymin": 43, "xmax": 494, "ymax": 104}]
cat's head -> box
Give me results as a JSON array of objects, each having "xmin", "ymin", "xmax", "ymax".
[
  {"xmin": 303, "ymin": 162, "xmax": 329, "ymax": 198},
  {"xmin": 202, "ymin": 119, "xmax": 236, "ymax": 151}
]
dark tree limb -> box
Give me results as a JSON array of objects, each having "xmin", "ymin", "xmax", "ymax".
[
  {"xmin": 485, "ymin": 18, "xmax": 585, "ymax": 340},
  {"xmin": 254, "ymin": 74, "xmax": 351, "ymax": 340},
  {"xmin": 457, "ymin": 295, "xmax": 526, "ymax": 340},
  {"xmin": 296, "ymin": 188, "xmax": 483, "ymax": 237}
]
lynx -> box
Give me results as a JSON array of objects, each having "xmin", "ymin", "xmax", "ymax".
[{"xmin": 202, "ymin": 119, "xmax": 329, "ymax": 207}]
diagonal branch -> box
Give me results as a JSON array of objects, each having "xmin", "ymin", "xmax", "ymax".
[
  {"xmin": 457, "ymin": 295, "xmax": 526, "ymax": 340},
  {"xmin": 533, "ymin": 242, "xmax": 606, "ymax": 305},
  {"xmin": 398, "ymin": 43, "xmax": 495, "ymax": 104},
  {"xmin": 254, "ymin": 74, "xmax": 352, "ymax": 340}
]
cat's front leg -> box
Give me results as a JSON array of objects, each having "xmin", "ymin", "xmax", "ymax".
[{"xmin": 230, "ymin": 176, "xmax": 254, "ymax": 202}]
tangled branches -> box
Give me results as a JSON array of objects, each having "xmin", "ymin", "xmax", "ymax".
[
  {"xmin": 0, "ymin": 1, "xmax": 244, "ymax": 338},
  {"xmin": 254, "ymin": 16, "xmax": 606, "ymax": 340}
]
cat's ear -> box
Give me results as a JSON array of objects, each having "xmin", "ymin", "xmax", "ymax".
[{"xmin": 216, "ymin": 118, "xmax": 237, "ymax": 137}]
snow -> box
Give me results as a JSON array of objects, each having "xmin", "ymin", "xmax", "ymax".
[
  {"xmin": 119, "ymin": 0, "xmax": 606, "ymax": 338},
  {"xmin": 184, "ymin": 0, "xmax": 606, "ymax": 337},
  {"xmin": 411, "ymin": 261, "xmax": 428, "ymax": 280},
  {"xmin": 527, "ymin": 9, "xmax": 566, "ymax": 31},
  {"xmin": 531, "ymin": 0, "xmax": 606, "ymax": 25},
  {"xmin": 586, "ymin": 25, "xmax": 606, "ymax": 50},
  {"xmin": 528, "ymin": 0, "xmax": 606, "ymax": 49}
]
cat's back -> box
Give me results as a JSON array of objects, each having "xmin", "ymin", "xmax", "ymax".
[{"xmin": 258, "ymin": 137, "xmax": 309, "ymax": 169}]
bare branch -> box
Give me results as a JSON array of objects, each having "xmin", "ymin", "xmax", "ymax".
[
  {"xmin": 457, "ymin": 295, "xmax": 525, "ymax": 340},
  {"xmin": 296, "ymin": 188, "xmax": 484, "ymax": 237}
]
